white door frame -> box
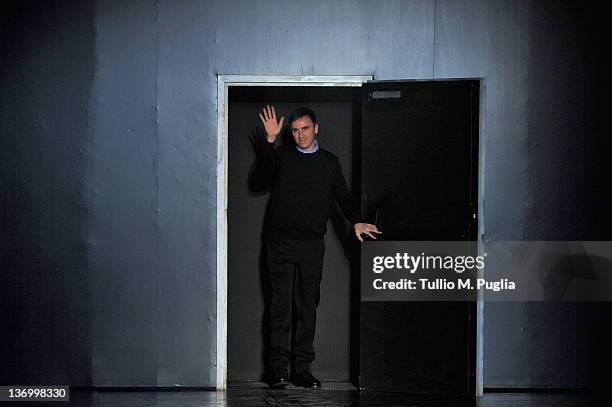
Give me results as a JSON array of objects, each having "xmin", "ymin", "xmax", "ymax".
[
  {"xmin": 215, "ymin": 75, "xmax": 485, "ymax": 395},
  {"xmin": 216, "ymin": 75, "xmax": 373, "ymax": 389}
]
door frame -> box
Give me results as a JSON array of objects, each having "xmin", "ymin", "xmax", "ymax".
[
  {"xmin": 215, "ymin": 75, "xmax": 486, "ymax": 393},
  {"xmin": 216, "ymin": 75, "xmax": 372, "ymax": 389}
]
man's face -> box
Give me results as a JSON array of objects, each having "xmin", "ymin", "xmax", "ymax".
[{"xmin": 291, "ymin": 116, "xmax": 319, "ymax": 151}]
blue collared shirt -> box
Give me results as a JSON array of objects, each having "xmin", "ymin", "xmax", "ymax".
[{"xmin": 296, "ymin": 139, "xmax": 319, "ymax": 154}]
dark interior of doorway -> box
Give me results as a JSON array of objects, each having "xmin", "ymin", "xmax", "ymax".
[
  {"xmin": 227, "ymin": 86, "xmax": 362, "ymax": 385},
  {"xmin": 227, "ymin": 80, "xmax": 480, "ymax": 394}
]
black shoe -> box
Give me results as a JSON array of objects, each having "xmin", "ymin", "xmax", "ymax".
[
  {"xmin": 292, "ymin": 372, "xmax": 321, "ymax": 388},
  {"xmin": 270, "ymin": 370, "xmax": 289, "ymax": 389}
]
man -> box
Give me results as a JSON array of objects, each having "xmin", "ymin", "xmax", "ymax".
[{"xmin": 257, "ymin": 105, "xmax": 381, "ymax": 389}]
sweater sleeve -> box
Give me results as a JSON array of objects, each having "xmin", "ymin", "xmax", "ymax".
[
  {"xmin": 253, "ymin": 138, "xmax": 280, "ymax": 187},
  {"xmin": 332, "ymin": 159, "xmax": 362, "ymax": 226}
]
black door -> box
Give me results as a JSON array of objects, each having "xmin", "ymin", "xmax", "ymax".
[{"xmin": 359, "ymin": 80, "xmax": 479, "ymax": 394}]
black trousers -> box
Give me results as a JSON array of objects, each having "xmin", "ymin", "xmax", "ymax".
[{"xmin": 266, "ymin": 234, "xmax": 325, "ymax": 375}]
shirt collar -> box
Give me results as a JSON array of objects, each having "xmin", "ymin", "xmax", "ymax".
[{"xmin": 296, "ymin": 139, "xmax": 319, "ymax": 154}]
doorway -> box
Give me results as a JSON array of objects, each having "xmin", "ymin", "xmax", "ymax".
[{"xmin": 217, "ymin": 75, "xmax": 483, "ymax": 394}]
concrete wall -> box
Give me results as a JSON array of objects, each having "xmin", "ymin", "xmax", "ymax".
[
  {"xmin": 2, "ymin": 0, "xmax": 607, "ymax": 388},
  {"xmin": 1, "ymin": 0, "xmax": 95, "ymax": 385}
]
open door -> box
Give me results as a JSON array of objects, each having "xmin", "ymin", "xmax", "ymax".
[{"xmin": 359, "ymin": 80, "xmax": 479, "ymax": 394}]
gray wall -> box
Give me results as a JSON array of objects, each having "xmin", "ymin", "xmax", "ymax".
[
  {"xmin": 1, "ymin": 0, "xmax": 94, "ymax": 385},
  {"xmin": 481, "ymin": 1, "xmax": 608, "ymax": 389},
  {"xmin": 2, "ymin": 0, "xmax": 607, "ymax": 388}
]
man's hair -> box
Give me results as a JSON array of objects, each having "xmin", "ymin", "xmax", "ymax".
[{"xmin": 288, "ymin": 107, "xmax": 317, "ymax": 126}]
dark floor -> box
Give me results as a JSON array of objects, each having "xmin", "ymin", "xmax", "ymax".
[{"xmin": 43, "ymin": 384, "xmax": 595, "ymax": 407}]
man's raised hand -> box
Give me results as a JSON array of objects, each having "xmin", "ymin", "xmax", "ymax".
[{"xmin": 258, "ymin": 105, "xmax": 284, "ymax": 143}]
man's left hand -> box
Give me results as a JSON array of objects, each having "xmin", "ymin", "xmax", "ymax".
[{"xmin": 354, "ymin": 223, "xmax": 382, "ymax": 242}]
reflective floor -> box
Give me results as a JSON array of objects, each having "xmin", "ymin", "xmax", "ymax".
[{"xmin": 36, "ymin": 383, "xmax": 597, "ymax": 407}]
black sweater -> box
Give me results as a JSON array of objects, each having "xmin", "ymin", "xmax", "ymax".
[{"xmin": 256, "ymin": 139, "xmax": 362, "ymax": 240}]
